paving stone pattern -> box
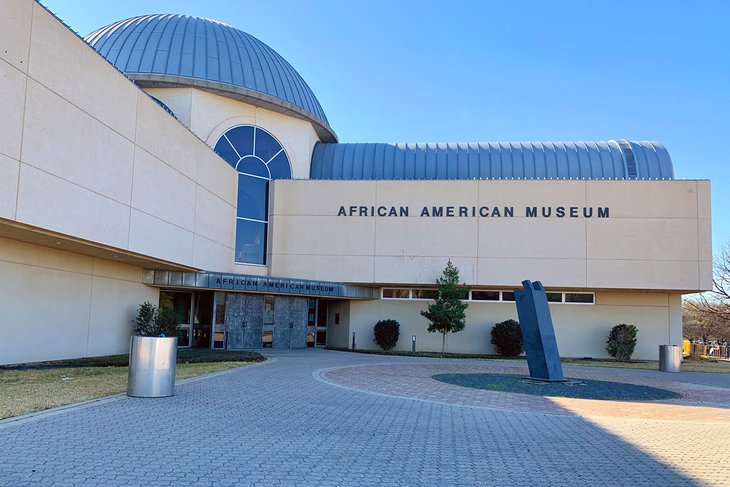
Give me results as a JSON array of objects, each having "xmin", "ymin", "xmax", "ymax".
[{"xmin": 0, "ymin": 350, "xmax": 727, "ymax": 486}]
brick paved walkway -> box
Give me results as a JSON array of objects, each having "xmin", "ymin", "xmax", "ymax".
[{"xmin": 1, "ymin": 349, "xmax": 728, "ymax": 486}]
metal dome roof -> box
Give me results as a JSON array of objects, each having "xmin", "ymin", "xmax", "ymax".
[
  {"xmin": 85, "ymin": 14, "xmax": 336, "ymax": 142},
  {"xmin": 310, "ymin": 140, "xmax": 674, "ymax": 180}
]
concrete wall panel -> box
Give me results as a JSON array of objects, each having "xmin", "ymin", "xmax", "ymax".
[
  {"xmin": 87, "ymin": 273, "xmax": 158, "ymax": 356},
  {"xmin": 347, "ymin": 290, "xmax": 675, "ymax": 360},
  {"xmin": 28, "ymin": 5, "xmax": 138, "ymax": 139},
  {"xmin": 270, "ymin": 216, "xmax": 375, "ymax": 256},
  {"xmin": 271, "ymin": 179, "xmax": 710, "ymax": 292},
  {"xmin": 17, "ymin": 164, "xmax": 130, "ymax": 249},
  {"xmin": 194, "ymin": 187, "xmax": 235, "ymax": 248},
  {"xmin": 0, "ymin": 59, "xmax": 26, "ymax": 159},
  {"xmin": 374, "ymin": 256, "xmax": 476, "ymax": 285},
  {"xmin": 193, "ymin": 235, "xmax": 234, "ymax": 273},
  {"xmin": 376, "ymin": 217, "xmax": 477, "ymax": 257},
  {"xmin": 144, "ymin": 88, "xmax": 193, "ymax": 128},
  {"xmin": 587, "ymin": 259, "xmax": 698, "ymax": 290},
  {"xmin": 127, "ymin": 209, "xmax": 194, "ymax": 265},
  {"xmin": 196, "ymin": 143, "xmax": 237, "ymax": 207},
  {"xmin": 478, "ymin": 218, "xmax": 586, "ymax": 259},
  {"xmin": 587, "ymin": 218, "xmax": 699, "ymax": 261},
  {"xmin": 23, "ymin": 80, "xmax": 135, "ymax": 205},
  {"xmin": 135, "ymin": 93, "xmax": 199, "ymax": 180},
  {"xmin": 326, "ymin": 300, "xmax": 351, "ymax": 349},
  {"xmin": 477, "ymin": 257, "xmax": 586, "ymax": 288},
  {"xmin": 0, "ymin": 237, "xmax": 155, "ymax": 365},
  {"xmin": 586, "ymin": 180, "xmax": 700, "ymax": 218},
  {"xmin": 131, "ymin": 147, "xmax": 197, "ymax": 231},
  {"xmin": 0, "ymin": 0, "xmax": 32, "ymax": 72},
  {"xmin": 0, "ymin": 153, "xmax": 19, "ymax": 219}
]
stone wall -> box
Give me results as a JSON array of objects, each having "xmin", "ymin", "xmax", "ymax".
[
  {"xmin": 224, "ymin": 293, "xmax": 308, "ymax": 349},
  {"xmin": 273, "ymin": 296, "xmax": 309, "ymax": 349},
  {"xmin": 224, "ymin": 294, "xmax": 264, "ymax": 349}
]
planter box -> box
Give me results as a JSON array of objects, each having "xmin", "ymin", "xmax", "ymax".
[{"xmin": 127, "ymin": 336, "xmax": 177, "ymax": 397}]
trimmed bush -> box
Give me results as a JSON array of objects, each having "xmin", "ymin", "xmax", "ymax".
[
  {"xmin": 373, "ymin": 319, "xmax": 400, "ymax": 350},
  {"xmin": 133, "ymin": 301, "xmax": 181, "ymax": 337},
  {"xmin": 606, "ymin": 324, "xmax": 638, "ymax": 361},
  {"xmin": 491, "ymin": 319, "xmax": 524, "ymax": 357}
]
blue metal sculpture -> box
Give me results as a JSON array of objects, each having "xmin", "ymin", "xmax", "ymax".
[{"xmin": 514, "ymin": 280, "xmax": 565, "ymax": 382}]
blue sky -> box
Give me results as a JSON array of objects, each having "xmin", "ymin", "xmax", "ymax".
[{"xmin": 42, "ymin": 0, "xmax": 729, "ymax": 254}]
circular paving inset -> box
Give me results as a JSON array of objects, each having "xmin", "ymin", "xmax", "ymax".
[
  {"xmin": 432, "ymin": 373, "xmax": 682, "ymax": 401},
  {"xmin": 319, "ymin": 361, "xmax": 730, "ymax": 422}
]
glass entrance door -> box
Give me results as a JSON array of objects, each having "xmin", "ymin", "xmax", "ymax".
[
  {"xmin": 159, "ymin": 291, "xmax": 193, "ymax": 347},
  {"xmin": 212, "ymin": 292, "xmax": 226, "ymax": 349},
  {"xmin": 192, "ymin": 292, "xmax": 213, "ymax": 348},
  {"xmin": 315, "ymin": 300, "xmax": 328, "ymax": 348},
  {"xmin": 262, "ymin": 295, "xmax": 274, "ymax": 347}
]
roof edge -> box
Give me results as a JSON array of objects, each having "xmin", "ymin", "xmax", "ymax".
[{"xmin": 131, "ymin": 74, "xmax": 338, "ymax": 143}]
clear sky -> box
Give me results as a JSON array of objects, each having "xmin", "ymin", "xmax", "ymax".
[{"xmin": 41, "ymin": 0, "xmax": 729, "ymax": 255}]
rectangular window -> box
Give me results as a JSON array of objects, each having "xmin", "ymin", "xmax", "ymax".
[
  {"xmin": 263, "ymin": 295, "xmax": 275, "ymax": 326},
  {"xmin": 235, "ymin": 219, "xmax": 267, "ymax": 265},
  {"xmin": 471, "ymin": 290, "xmax": 500, "ymax": 301},
  {"xmin": 565, "ymin": 293, "xmax": 594, "ymax": 304},
  {"xmin": 501, "ymin": 291, "xmax": 516, "ymax": 302},
  {"xmin": 237, "ymin": 175, "xmax": 268, "ymax": 221},
  {"xmin": 412, "ymin": 289, "xmax": 438, "ymax": 300},
  {"xmin": 546, "ymin": 292, "xmax": 563, "ymax": 303},
  {"xmin": 382, "ymin": 288, "xmax": 410, "ymax": 299}
]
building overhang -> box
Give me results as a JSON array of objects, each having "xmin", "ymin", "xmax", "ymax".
[
  {"xmin": 0, "ymin": 219, "xmax": 199, "ymax": 272},
  {"xmin": 144, "ymin": 269, "xmax": 375, "ymax": 300}
]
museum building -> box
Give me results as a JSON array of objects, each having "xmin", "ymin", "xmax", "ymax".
[{"xmin": 0, "ymin": 1, "xmax": 712, "ymax": 364}]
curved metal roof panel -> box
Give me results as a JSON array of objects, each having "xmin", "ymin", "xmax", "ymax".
[
  {"xmin": 85, "ymin": 14, "xmax": 336, "ymax": 142},
  {"xmin": 310, "ymin": 140, "xmax": 673, "ymax": 180}
]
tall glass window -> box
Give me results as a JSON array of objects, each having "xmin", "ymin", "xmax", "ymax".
[{"xmin": 213, "ymin": 126, "xmax": 291, "ymax": 265}]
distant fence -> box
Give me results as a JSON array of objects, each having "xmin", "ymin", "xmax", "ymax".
[{"xmin": 689, "ymin": 343, "xmax": 730, "ymax": 360}]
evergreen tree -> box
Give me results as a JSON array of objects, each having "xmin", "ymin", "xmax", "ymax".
[{"xmin": 421, "ymin": 261, "xmax": 471, "ymax": 353}]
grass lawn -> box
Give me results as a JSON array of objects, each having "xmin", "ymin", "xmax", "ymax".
[
  {"xmin": 0, "ymin": 350, "xmax": 264, "ymax": 420},
  {"xmin": 327, "ymin": 347, "xmax": 730, "ymax": 373},
  {"xmin": 562, "ymin": 357, "xmax": 730, "ymax": 373}
]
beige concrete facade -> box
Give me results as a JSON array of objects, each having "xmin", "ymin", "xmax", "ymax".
[
  {"xmin": 0, "ymin": 0, "xmax": 714, "ymax": 364},
  {"xmin": 0, "ymin": 236, "xmax": 157, "ymax": 364},
  {"xmin": 146, "ymin": 87, "xmax": 321, "ymax": 181},
  {"xmin": 269, "ymin": 179, "xmax": 711, "ymax": 292},
  {"xmin": 0, "ymin": 1, "xmax": 239, "ymax": 274},
  {"xmin": 328, "ymin": 291, "xmax": 682, "ymax": 360}
]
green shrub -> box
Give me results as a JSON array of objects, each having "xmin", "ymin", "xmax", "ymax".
[
  {"xmin": 490, "ymin": 319, "xmax": 524, "ymax": 357},
  {"xmin": 373, "ymin": 319, "xmax": 400, "ymax": 350},
  {"xmin": 134, "ymin": 301, "xmax": 181, "ymax": 337},
  {"xmin": 606, "ymin": 324, "xmax": 638, "ymax": 361}
]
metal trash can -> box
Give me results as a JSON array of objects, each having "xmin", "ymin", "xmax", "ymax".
[
  {"xmin": 659, "ymin": 344, "xmax": 681, "ymax": 373},
  {"xmin": 127, "ymin": 336, "xmax": 177, "ymax": 397}
]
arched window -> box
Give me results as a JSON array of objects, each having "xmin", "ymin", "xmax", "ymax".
[{"xmin": 213, "ymin": 126, "xmax": 291, "ymax": 265}]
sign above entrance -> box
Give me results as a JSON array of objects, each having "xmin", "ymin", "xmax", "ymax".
[{"xmin": 143, "ymin": 270, "xmax": 375, "ymax": 299}]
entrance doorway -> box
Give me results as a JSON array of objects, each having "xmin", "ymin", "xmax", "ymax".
[
  {"xmin": 160, "ymin": 290, "xmax": 223, "ymax": 349},
  {"xmin": 159, "ymin": 290, "xmax": 332, "ymax": 350},
  {"xmin": 159, "ymin": 291, "xmax": 192, "ymax": 347}
]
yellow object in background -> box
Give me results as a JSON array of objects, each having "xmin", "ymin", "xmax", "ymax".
[{"xmin": 682, "ymin": 339, "xmax": 691, "ymax": 358}]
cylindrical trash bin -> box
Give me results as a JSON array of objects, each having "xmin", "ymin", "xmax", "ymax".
[
  {"xmin": 659, "ymin": 345, "xmax": 682, "ymax": 373},
  {"xmin": 127, "ymin": 336, "xmax": 177, "ymax": 397}
]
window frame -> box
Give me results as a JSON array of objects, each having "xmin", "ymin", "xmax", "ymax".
[
  {"xmin": 381, "ymin": 288, "xmax": 595, "ymax": 305},
  {"xmin": 213, "ymin": 125, "xmax": 291, "ymax": 266}
]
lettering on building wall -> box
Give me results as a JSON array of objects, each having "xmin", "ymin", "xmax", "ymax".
[{"xmin": 337, "ymin": 205, "xmax": 609, "ymax": 218}]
